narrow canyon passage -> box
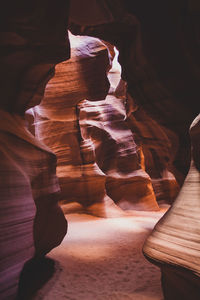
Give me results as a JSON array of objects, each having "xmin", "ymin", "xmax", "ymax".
[
  {"xmin": 30, "ymin": 51, "xmax": 165, "ymax": 300},
  {"xmin": 34, "ymin": 211, "xmax": 165, "ymax": 300},
  {"xmin": 1, "ymin": 2, "xmax": 199, "ymax": 299}
]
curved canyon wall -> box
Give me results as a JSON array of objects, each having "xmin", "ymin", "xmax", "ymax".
[
  {"xmin": 0, "ymin": 0, "xmax": 199, "ymax": 299},
  {"xmin": 143, "ymin": 114, "xmax": 200, "ymax": 299},
  {"xmin": 33, "ymin": 33, "xmax": 161, "ymax": 216},
  {"xmin": 69, "ymin": 0, "xmax": 200, "ymax": 180},
  {"xmin": 0, "ymin": 1, "xmax": 70, "ymax": 298}
]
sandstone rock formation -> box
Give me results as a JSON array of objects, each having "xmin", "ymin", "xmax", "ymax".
[
  {"xmin": 69, "ymin": 0, "xmax": 200, "ymax": 181},
  {"xmin": 69, "ymin": 1, "xmax": 200, "ymax": 298},
  {"xmin": 126, "ymin": 105, "xmax": 180, "ymax": 204},
  {"xmin": 0, "ymin": 110, "xmax": 67, "ymax": 299},
  {"xmin": 0, "ymin": 2, "xmax": 70, "ymax": 298},
  {"xmin": 143, "ymin": 114, "xmax": 200, "ymax": 299},
  {"xmin": 79, "ymin": 97, "xmax": 159, "ymax": 211},
  {"xmin": 108, "ymin": 68, "xmax": 180, "ymax": 205},
  {"xmin": 33, "ymin": 33, "xmax": 160, "ymax": 215},
  {"xmin": 32, "ymin": 34, "xmax": 123, "ymax": 218},
  {"xmin": 0, "ymin": 1, "xmax": 70, "ymax": 114},
  {"xmin": 107, "ymin": 62, "xmax": 180, "ymax": 205},
  {"xmin": 0, "ymin": 0, "xmax": 199, "ymax": 299}
]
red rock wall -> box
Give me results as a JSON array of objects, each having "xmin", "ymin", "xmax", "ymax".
[
  {"xmin": 79, "ymin": 97, "xmax": 158, "ymax": 211},
  {"xmin": 0, "ymin": 1, "xmax": 70, "ymax": 298},
  {"xmin": 69, "ymin": 0, "xmax": 200, "ymax": 180},
  {"xmin": 33, "ymin": 34, "xmax": 159, "ymax": 214},
  {"xmin": 0, "ymin": 1, "xmax": 199, "ymax": 298},
  {"xmin": 143, "ymin": 114, "xmax": 200, "ymax": 298},
  {"xmin": 33, "ymin": 35, "xmax": 115, "ymax": 216},
  {"xmin": 126, "ymin": 106, "xmax": 180, "ymax": 203}
]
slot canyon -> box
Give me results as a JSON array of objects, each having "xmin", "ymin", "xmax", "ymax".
[{"xmin": 0, "ymin": 1, "xmax": 199, "ymax": 299}]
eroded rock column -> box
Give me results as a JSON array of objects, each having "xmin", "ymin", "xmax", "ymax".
[{"xmin": 143, "ymin": 114, "xmax": 200, "ymax": 299}]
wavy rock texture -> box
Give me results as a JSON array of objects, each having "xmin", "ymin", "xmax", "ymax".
[
  {"xmin": 69, "ymin": 2, "xmax": 200, "ymax": 296},
  {"xmin": 143, "ymin": 114, "xmax": 200, "ymax": 298},
  {"xmin": 0, "ymin": 110, "xmax": 67, "ymax": 299},
  {"xmin": 69, "ymin": 0, "xmax": 200, "ymax": 180},
  {"xmin": 126, "ymin": 104, "xmax": 180, "ymax": 203},
  {"xmin": 34, "ymin": 33, "xmax": 160, "ymax": 214},
  {"xmin": 0, "ymin": 1, "xmax": 199, "ymax": 299},
  {"xmin": 108, "ymin": 71, "xmax": 180, "ymax": 204},
  {"xmin": 33, "ymin": 35, "xmax": 125, "ymax": 217},
  {"xmin": 79, "ymin": 97, "xmax": 159, "ymax": 211},
  {"xmin": 0, "ymin": 2, "xmax": 70, "ymax": 299}
]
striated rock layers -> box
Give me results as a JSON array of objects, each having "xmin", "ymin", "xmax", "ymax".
[
  {"xmin": 0, "ymin": 1, "xmax": 70, "ymax": 299},
  {"xmin": 78, "ymin": 97, "xmax": 159, "ymax": 211},
  {"xmin": 33, "ymin": 34, "xmax": 119, "ymax": 217},
  {"xmin": 143, "ymin": 114, "xmax": 200, "ymax": 299},
  {"xmin": 69, "ymin": 0, "xmax": 200, "ymax": 183},
  {"xmin": 0, "ymin": 1, "xmax": 199, "ymax": 298},
  {"xmin": 33, "ymin": 33, "xmax": 159, "ymax": 215},
  {"xmin": 0, "ymin": 111, "xmax": 67, "ymax": 299},
  {"xmin": 108, "ymin": 69, "xmax": 180, "ymax": 204},
  {"xmin": 68, "ymin": 1, "xmax": 200, "ymax": 297},
  {"xmin": 126, "ymin": 104, "xmax": 180, "ymax": 204}
]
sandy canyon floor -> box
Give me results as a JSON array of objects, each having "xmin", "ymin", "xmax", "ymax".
[{"xmin": 34, "ymin": 210, "xmax": 165, "ymax": 300}]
